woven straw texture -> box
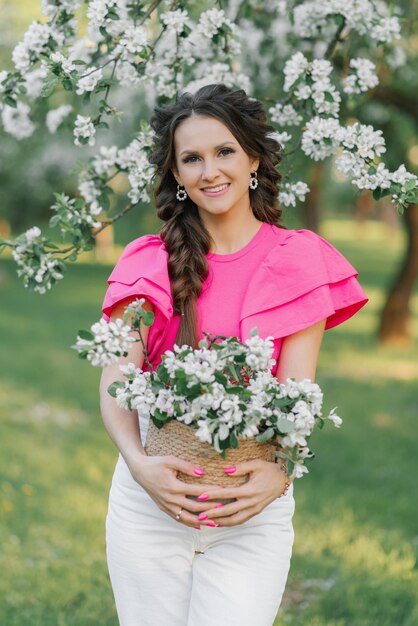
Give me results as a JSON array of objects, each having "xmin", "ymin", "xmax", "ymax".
[{"xmin": 144, "ymin": 419, "xmax": 280, "ymax": 487}]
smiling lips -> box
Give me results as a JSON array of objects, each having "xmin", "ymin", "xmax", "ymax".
[{"xmin": 201, "ymin": 183, "xmax": 230, "ymax": 195}]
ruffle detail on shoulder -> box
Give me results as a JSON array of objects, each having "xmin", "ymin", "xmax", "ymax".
[
  {"xmin": 101, "ymin": 234, "xmax": 173, "ymax": 323},
  {"xmin": 239, "ymin": 228, "xmax": 369, "ymax": 341}
]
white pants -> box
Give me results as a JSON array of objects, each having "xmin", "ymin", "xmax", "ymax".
[{"xmin": 106, "ymin": 452, "xmax": 295, "ymax": 626}]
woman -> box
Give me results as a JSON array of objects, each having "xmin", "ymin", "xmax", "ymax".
[{"xmin": 99, "ymin": 83, "xmax": 368, "ymax": 626}]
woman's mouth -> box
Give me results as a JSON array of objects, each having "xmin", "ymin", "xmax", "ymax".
[{"xmin": 201, "ymin": 183, "xmax": 230, "ymax": 197}]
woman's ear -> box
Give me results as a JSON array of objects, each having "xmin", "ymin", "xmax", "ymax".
[{"xmin": 250, "ymin": 157, "xmax": 260, "ymax": 172}]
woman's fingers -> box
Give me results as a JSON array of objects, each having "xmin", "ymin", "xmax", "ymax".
[{"xmin": 201, "ymin": 504, "xmax": 262, "ymax": 527}]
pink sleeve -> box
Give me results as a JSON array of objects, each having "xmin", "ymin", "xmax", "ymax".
[
  {"xmin": 101, "ymin": 234, "xmax": 174, "ymax": 371},
  {"xmin": 240, "ymin": 228, "xmax": 369, "ymax": 341},
  {"xmin": 101, "ymin": 234, "xmax": 173, "ymax": 323}
]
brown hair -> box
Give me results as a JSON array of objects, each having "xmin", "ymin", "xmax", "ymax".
[{"xmin": 149, "ymin": 83, "xmax": 284, "ymax": 348}]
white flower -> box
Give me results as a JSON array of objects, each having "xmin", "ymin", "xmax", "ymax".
[
  {"xmin": 291, "ymin": 462, "xmax": 309, "ymax": 479},
  {"xmin": 24, "ymin": 226, "xmax": 42, "ymax": 242},
  {"xmin": 1, "ymin": 102, "xmax": 36, "ymax": 139},
  {"xmin": 73, "ymin": 114, "xmax": 96, "ymax": 146},
  {"xmin": 12, "ymin": 21, "xmax": 51, "ymax": 72},
  {"xmin": 283, "ymin": 52, "xmax": 310, "ymax": 91},
  {"xmin": 269, "ymin": 103, "xmax": 303, "ymax": 127},
  {"xmin": 245, "ymin": 334, "xmax": 276, "ymax": 371},
  {"xmin": 74, "ymin": 318, "xmax": 135, "ymax": 367},
  {"xmin": 197, "ymin": 9, "xmax": 232, "ymax": 39},
  {"xmin": 301, "ymin": 117, "xmax": 342, "ymax": 161},
  {"xmin": 390, "ymin": 165, "xmax": 418, "ymax": 192},
  {"xmin": 50, "ymin": 51, "xmax": 76, "ymax": 75},
  {"xmin": 327, "ymin": 408, "xmax": 343, "ymax": 428},
  {"xmin": 160, "ymin": 8, "xmax": 190, "ymax": 35},
  {"xmin": 341, "ymin": 123, "xmax": 386, "ymax": 160},
  {"xmin": 195, "ymin": 419, "xmax": 213, "ymax": 444},
  {"xmin": 46, "ymin": 105, "xmax": 73, "ymax": 134},
  {"xmin": 117, "ymin": 24, "xmax": 148, "ymax": 56},
  {"xmin": 343, "ymin": 58, "xmax": 379, "ymax": 95},
  {"xmin": 371, "ymin": 16, "xmax": 401, "ymax": 43},
  {"xmin": 76, "ymin": 66, "xmax": 103, "ymax": 95},
  {"xmin": 92, "ymin": 145, "xmax": 118, "ymax": 176},
  {"xmin": 279, "ymin": 181, "xmax": 310, "ymax": 207}
]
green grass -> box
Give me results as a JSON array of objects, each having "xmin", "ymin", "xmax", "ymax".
[{"xmin": 0, "ymin": 219, "xmax": 417, "ymax": 626}]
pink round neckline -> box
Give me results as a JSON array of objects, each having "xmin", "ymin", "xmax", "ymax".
[{"xmin": 206, "ymin": 222, "xmax": 269, "ymax": 262}]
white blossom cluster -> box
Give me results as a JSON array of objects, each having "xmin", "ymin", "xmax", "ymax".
[
  {"xmin": 279, "ymin": 181, "xmax": 310, "ymax": 207},
  {"xmin": 268, "ymin": 103, "xmax": 303, "ymax": 127},
  {"xmin": 46, "ymin": 104, "xmax": 73, "ymax": 134},
  {"xmin": 301, "ymin": 116, "xmax": 342, "ymax": 161},
  {"xmin": 292, "ymin": 0, "xmax": 401, "ymax": 45},
  {"xmin": 73, "ymin": 318, "xmax": 135, "ymax": 367},
  {"xmin": 76, "ymin": 66, "xmax": 103, "ymax": 95},
  {"xmin": 197, "ymin": 8, "xmax": 235, "ymax": 39},
  {"xmin": 73, "ymin": 114, "xmax": 96, "ymax": 146},
  {"xmin": 11, "ymin": 227, "xmax": 65, "ymax": 294},
  {"xmin": 105, "ymin": 327, "xmax": 341, "ymax": 476},
  {"xmin": 343, "ymin": 58, "xmax": 379, "ymax": 95},
  {"xmin": 160, "ymin": 8, "xmax": 190, "ymax": 35},
  {"xmin": 113, "ymin": 126, "xmax": 156, "ymax": 204},
  {"xmin": 284, "ymin": 53, "xmax": 341, "ymax": 116},
  {"xmin": 1, "ymin": 102, "xmax": 36, "ymax": 139},
  {"xmin": 50, "ymin": 193, "xmax": 102, "ymax": 232}
]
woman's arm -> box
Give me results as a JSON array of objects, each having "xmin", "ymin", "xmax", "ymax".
[
  {"xmin": 99, "ymin": 296, "xmax": 226, "ymax": 527},
  {"xmin": 99, "ymin": 296, "xmax": 152, "ymax": 473},
  {"xmin": 275, "ymin": 318, "xmax": 326, "ymax": 384}
]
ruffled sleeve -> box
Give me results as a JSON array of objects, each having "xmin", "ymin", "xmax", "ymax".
[
  {"xmin": 101, "ymin": 234, "xmax": 174, "ymax": 370},
  {"xmin": 239, "ymin": 228, "xmax": 369, "ymax": 342}
]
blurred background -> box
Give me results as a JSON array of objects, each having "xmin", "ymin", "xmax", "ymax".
[{"xmin": 0, "ymin": 2, "xmax": 417, "ymax": 625}]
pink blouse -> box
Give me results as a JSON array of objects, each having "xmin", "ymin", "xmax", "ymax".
[{"xmin": 101, "ymin": 222, "xmax": 369, "ymax": 377}]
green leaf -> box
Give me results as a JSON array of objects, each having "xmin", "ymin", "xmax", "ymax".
[
  {"xmin": 256, "ymin": 428, "xmax": 275, "ymax": 443},
  {"xmin": 49, "ymin": 215, "xmax": 61, "ymax": 228},
  {"xmin": 275, "ymin": 417, "xmax": 295, "ymax": 434},
  {"xmin": 107, "ymin": 381, "xmax": 124, "ymax": 397},
  {"xmin": 62, "ymin": 78, "xmax": 73, "ymax": 91},
  {"xmin": 77, "ymin": 329, "xmax": 94, "ymax": 340},
  {"xmin": 4, "ymin": 95, "xmax": 17, "ymax": 108},
  {"xmin": 41, "ymin": 76, "xmax": 59, "ymax": 98},
  {"xmin": 141, "ymin": 311, "xmax": 155, "ymax": 326}
]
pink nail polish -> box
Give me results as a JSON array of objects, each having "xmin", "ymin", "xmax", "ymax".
[
  {"xmin": 224, "ymin": 466, "xmax": 236, "ymax": 474},
  {"xmin": 197, "ymin": 513, "xmax": 208, "ymax": 521},
  {"xmin": 197, "ymin": 493, "xmax": 209, "ymax": 501},
  {"xmin": 206, "ymin": 520, "xmax": 220, "ymax": 527},
  {"xmin": 214, "ymin": 502, "xmax": 223, "ymax": 508},
  {"xmin": 193, "ymin": 467, "xmax": 205, "ymax": 476}
]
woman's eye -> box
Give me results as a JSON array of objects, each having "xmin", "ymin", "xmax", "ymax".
[{"xmin": 183, "ymin": 148, "xmax": 234, "ymax": 163}]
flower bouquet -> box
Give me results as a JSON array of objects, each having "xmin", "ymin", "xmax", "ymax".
[{"xmin": 74, "ymin": 299, "xmax": 343, "ymax": 488}]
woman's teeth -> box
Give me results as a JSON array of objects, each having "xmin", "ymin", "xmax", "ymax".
[{"xmin": 203, "ymin": 184, "xmax": 229, "ymax": 193}]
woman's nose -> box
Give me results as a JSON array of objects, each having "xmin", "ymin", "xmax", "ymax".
[{"xmin": 201, "ymin": 160, "xmax": 219, "ymax": 180}]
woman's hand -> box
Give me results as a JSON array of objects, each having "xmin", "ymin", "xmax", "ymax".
[
  {"xmin": 129, "ymin": 453, "xmax": 225, "ymax": 528},
  {"xmin": 192, "ymin": 460, "xmax": 293, "ymax": 528}
]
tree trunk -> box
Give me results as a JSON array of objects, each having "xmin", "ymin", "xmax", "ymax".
[
  {"xmin": 378, "ymin": 203, "xmax": 418, "ymax": 346},
  {"xmin": 303, "ymin": 162, "xmax": 324, "ymax": 232}
]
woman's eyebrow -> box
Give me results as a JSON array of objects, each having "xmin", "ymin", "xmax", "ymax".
[{"xmin": 180, "ymin": 141, "xmax": 237, "ymax": 156}]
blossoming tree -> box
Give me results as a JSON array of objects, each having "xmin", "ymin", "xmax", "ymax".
[{"xmin": 0, "ymin": 0, "xmax": 417, "ymax": 340}]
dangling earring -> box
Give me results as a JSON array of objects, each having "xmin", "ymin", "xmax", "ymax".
[
  {"xmin": 249, "ymin": 171, "xmax": 258, "ymax": 190},
  {"xmin": 176, "ymin": 183, "xmax": 188, "ymax": 201}
]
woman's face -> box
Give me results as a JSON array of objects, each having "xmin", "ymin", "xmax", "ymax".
[{"xmin": 172, "ymin": 114, "xmax": 259, "ymax": 221}]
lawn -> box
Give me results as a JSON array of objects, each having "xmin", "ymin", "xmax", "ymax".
[{"xmin": 0, "ymin": 219, "xmax": 417, "ymax": 626}]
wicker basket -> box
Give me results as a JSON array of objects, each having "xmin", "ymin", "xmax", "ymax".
[{"xmin": 144, "ymin": 419, "xmax": 280, "ymax": 488}]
